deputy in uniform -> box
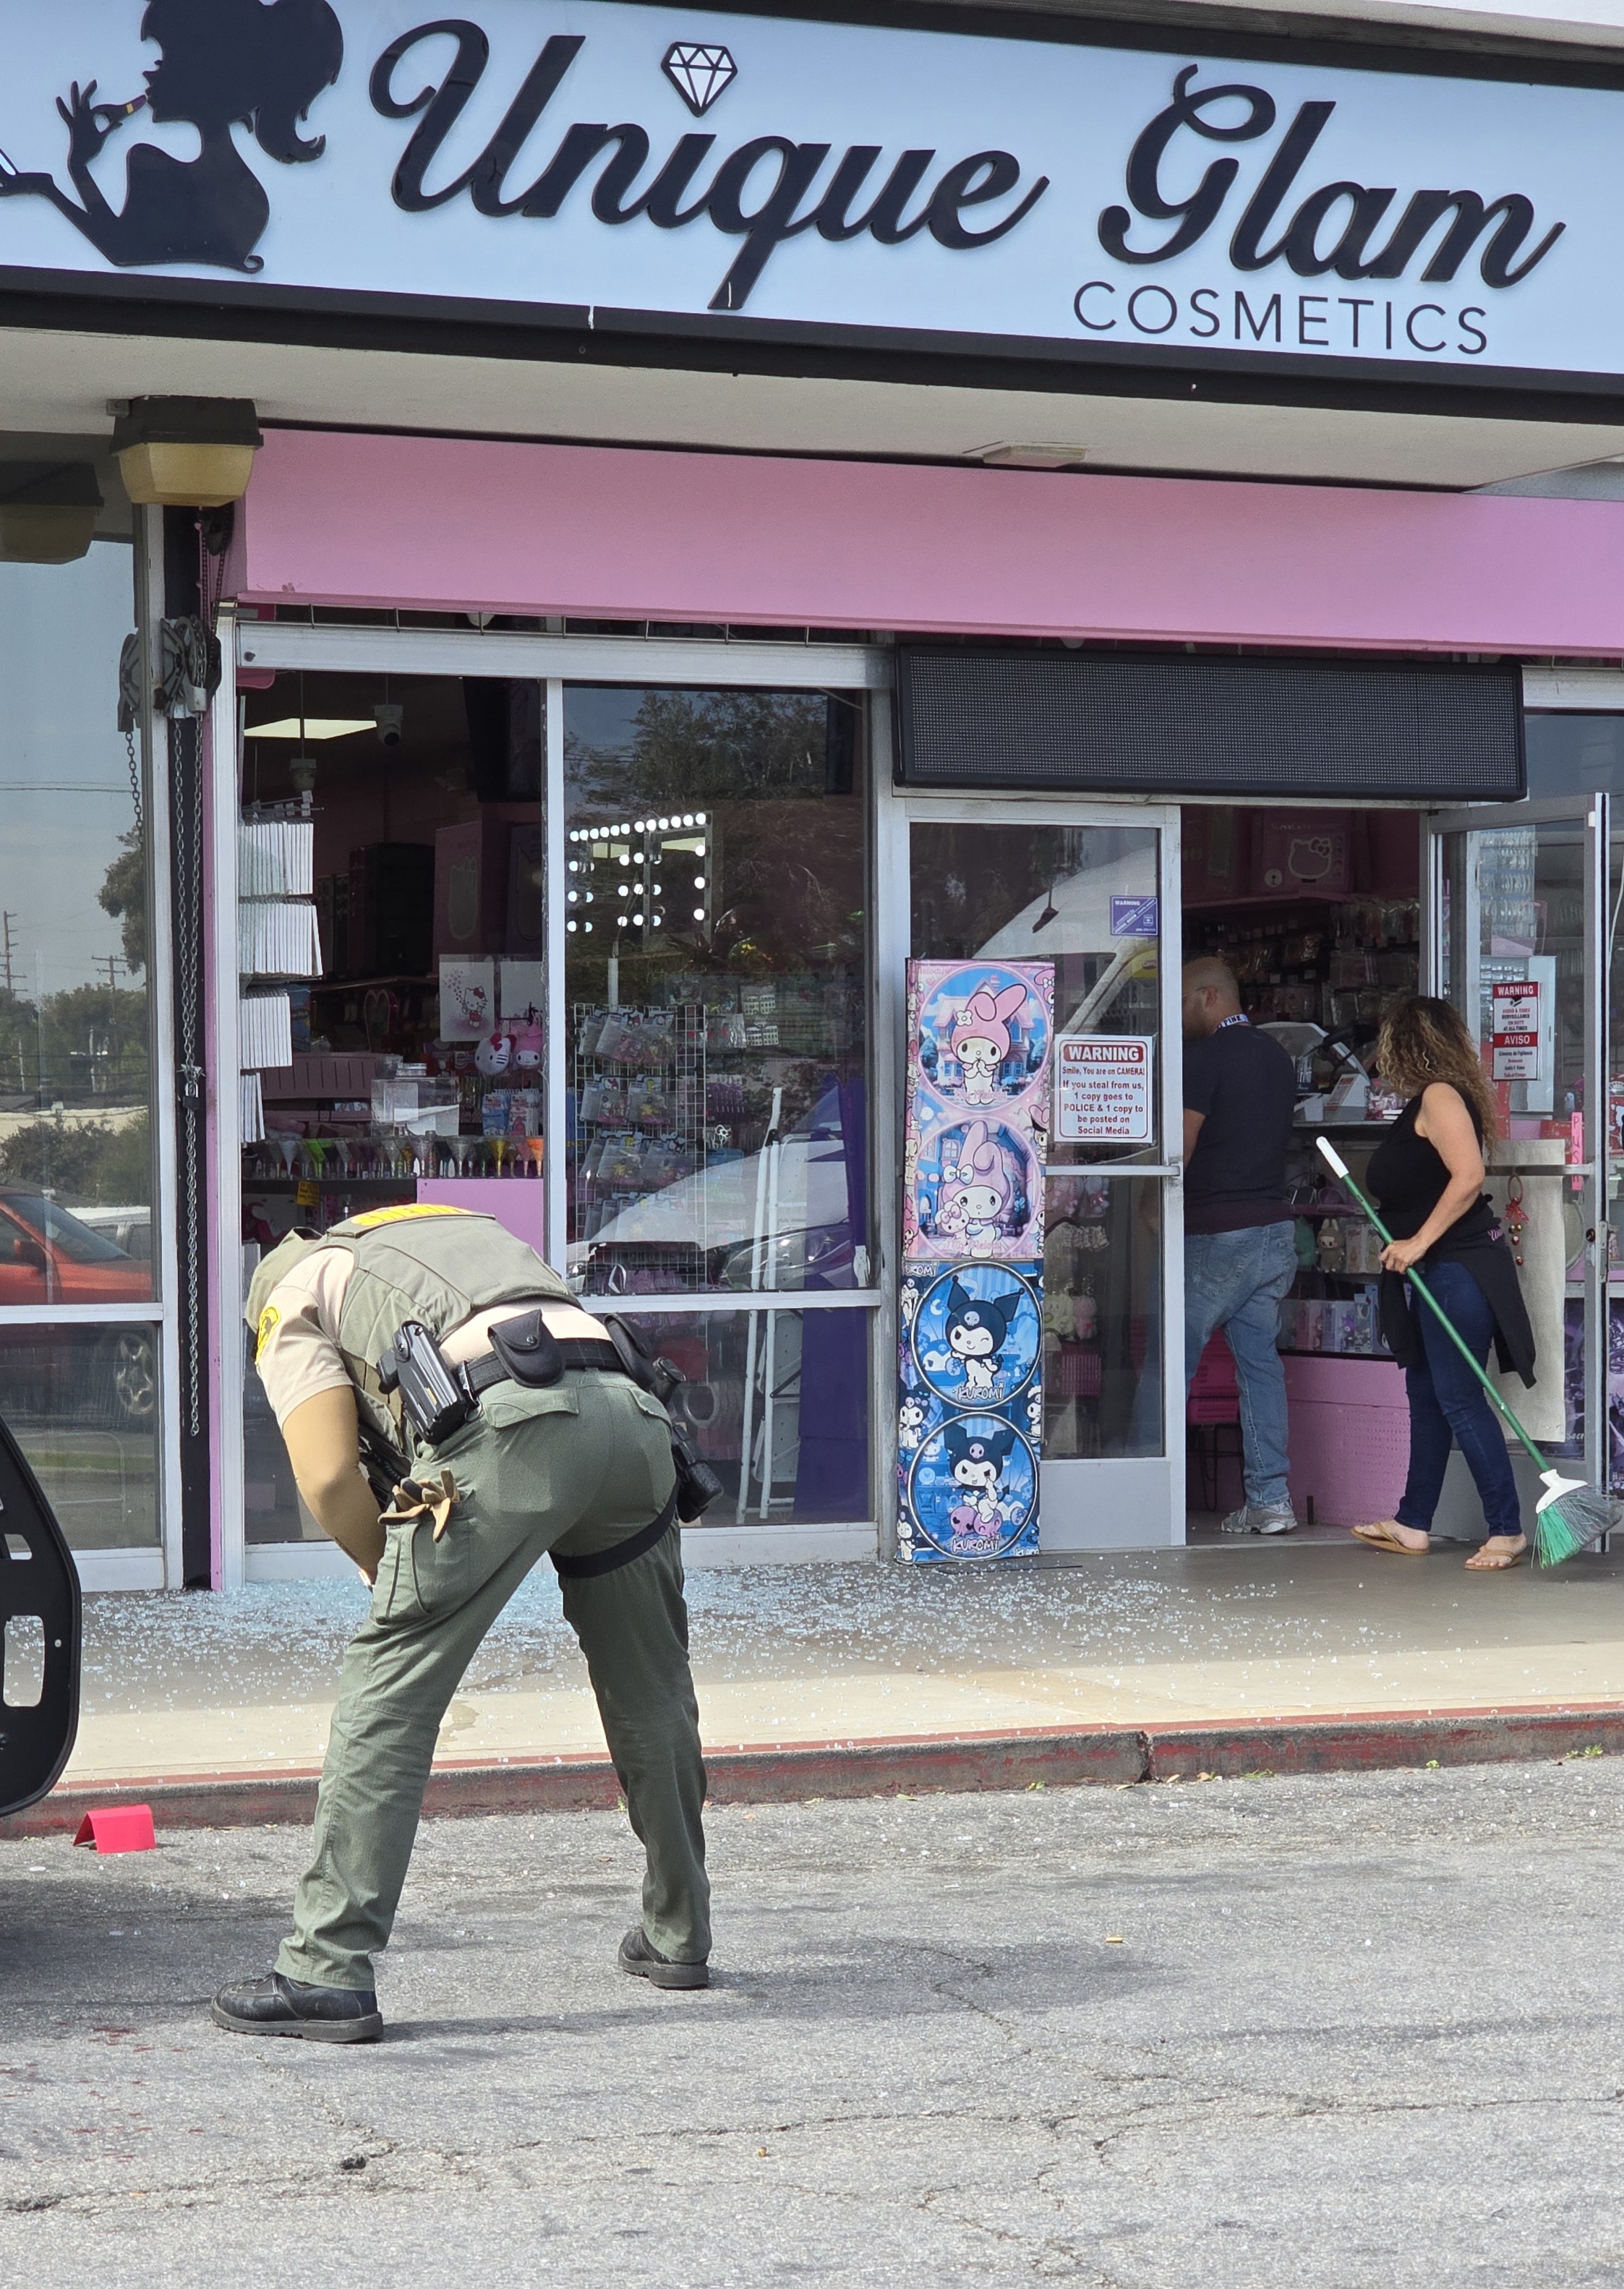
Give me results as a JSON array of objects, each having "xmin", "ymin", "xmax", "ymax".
[{"xmin": 211, "ymin": 1204, "xmax": 710, "ymax": 2044}]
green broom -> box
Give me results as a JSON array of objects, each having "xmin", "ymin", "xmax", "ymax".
[{"xmin": 1316, "ymin": 1137, "xmax": 1612, "ymax": 1566}]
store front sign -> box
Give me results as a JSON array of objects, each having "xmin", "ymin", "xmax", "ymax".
[
  {"xmin": 0, "ymin": 3, "xmax": 1617, "ymax": 383},
  {"xmin": 1056, "ymin": 1037, "xmax": 1154, "ymax": 1144}
]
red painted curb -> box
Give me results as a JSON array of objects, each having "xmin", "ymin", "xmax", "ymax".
[
  {"xmin": 1147, "ymin": 1707, "xmax": 1624, "ymax": 1779},
  {"xmin": 3, "ymin": 1705, "xmax": 1619, "ymax": 1837}
]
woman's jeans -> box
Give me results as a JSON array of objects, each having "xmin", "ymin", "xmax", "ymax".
[{"xmin": 1394, "ymin": 1259, "xmax": 1523, "ymax": 1541}]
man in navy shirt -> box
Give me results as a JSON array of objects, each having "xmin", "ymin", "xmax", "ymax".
[{"xmin": 1182, "ymin": 957, "xmax": 1299, "ymax": 1533}]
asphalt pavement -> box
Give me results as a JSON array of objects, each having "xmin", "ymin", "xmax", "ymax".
[{"xmin": 4, "ymin": 1758, "xmax": 1624, "ymax": 2287}]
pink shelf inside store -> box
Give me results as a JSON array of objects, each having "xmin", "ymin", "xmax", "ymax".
[
  {"xmin": 416, "ymin": 1176, "xmax": 545, "ymax": 1253},
  {"xmin": 1284, "ymin": 1355, "xmax": 1409, "ymax": 1527}
]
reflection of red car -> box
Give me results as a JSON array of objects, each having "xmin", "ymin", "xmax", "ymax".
[
  {"xmin": 0, "ymin": 1194, "xmax": 155, "ymax": 1430},
  {"xmin": 0, "ymin": 1191, "xmax": 150, "ymax": 1307}
]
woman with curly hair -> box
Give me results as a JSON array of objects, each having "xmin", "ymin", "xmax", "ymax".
[{"xmin": 1352, "ymin": 993, "xmax": 1536, "ymax": 1571}]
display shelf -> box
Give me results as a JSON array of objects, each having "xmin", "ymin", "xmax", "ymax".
[
  {"xmin": 1279, "ymin": 1348, "xmax": 1393, "ymax": 1360},
  {"xmin": 308, "ymin": 972, "xmax": 435, "ymax": 994},
  {"xmin": 1184, "ymin": 891, "xmax": 1356, "ymax": 914},
  {"xmin": 241, "ymin": 1174, "xmax": 427, "ymax": 1191},
  {"xmin": 1293, "ymin": 1116, "xmax": 1403, "ymax": 1131}
]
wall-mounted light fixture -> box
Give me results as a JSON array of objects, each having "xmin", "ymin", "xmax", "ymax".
[
  {"xmin": 112, "ymin": 396, "xmax": 262, "ymax": 508},
  {"xmin": 967, "ymin": 442, "xmax": 1089, "ymax": 470},
  {"xmin": 0, "ymin": 463, "xmax": 103, "ymax": 563}
]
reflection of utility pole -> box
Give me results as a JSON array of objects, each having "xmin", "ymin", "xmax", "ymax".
[
  {"xmin": 96, "ymin": 955, "xmax": 125, "ymax": 1090},
  {"xmin": 1, "ymin": 914, "xmax": 16, "ymax": 1096}
]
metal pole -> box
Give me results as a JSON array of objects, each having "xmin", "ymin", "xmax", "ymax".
[
  {"xmin": 735, "ymin": 1092, "xmax": 774, "ymax": 1522},
  {"xmin": 758, "ymin": 1101, "xmax": 785, "ymax": 1520}
]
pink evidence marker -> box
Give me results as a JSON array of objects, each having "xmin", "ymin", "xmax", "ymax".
[{"xmin": 72, "ymin": 1805, "xmax": 156, "ymax": 1854}]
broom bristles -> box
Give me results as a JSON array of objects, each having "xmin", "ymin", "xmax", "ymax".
[{"xmin": 1532, "ymin": 1486, "xmax": 1615, "ymax": 1568}]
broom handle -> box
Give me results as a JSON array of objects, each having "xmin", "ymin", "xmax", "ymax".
[{"xmin": 1330, "ymin": 1160, "xmax": 1550, "ymax": 1473}]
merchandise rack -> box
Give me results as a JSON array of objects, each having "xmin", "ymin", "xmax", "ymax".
[{"xmin": 570, "ymin": 1000, "xmax": 710, "ymax": 1282}]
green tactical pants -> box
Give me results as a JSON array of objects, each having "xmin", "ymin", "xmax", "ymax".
[{"xmin": 275, "ymin": 1371, "xmax": 709, "ymax": 1992}]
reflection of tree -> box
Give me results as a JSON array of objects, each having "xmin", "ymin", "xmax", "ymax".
[
  {"xmin": 97, "ymin": 828, "xmax": 148, "ymax": 975},
  {"xmin": 567, "ymin": 691, "xmax": 863, "ymax": 972},
  {"xmin": 0, "ymin": 1110, "xmax": 150, "ymax": 1204},
  {"xmin": 0, "ymin": 983, "xmax": 150, "ymax": 1108},
  {"xmin": 571, "ymin": 690, "xmax": 831, "ymax": 810}
]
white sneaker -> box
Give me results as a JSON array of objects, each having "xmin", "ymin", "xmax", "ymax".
[{"xmin": 1220, "ymin": 1503, "xmax": 1297, "ymax": 1536}]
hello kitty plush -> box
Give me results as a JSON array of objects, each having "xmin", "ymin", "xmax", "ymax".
[{"xmin": 474, "ymin": 1029, "xmax": 513, "ymax": 1077}]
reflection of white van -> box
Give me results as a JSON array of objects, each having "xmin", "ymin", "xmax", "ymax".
[{"xmin": 68, "ymin": 1205, "xmax": 152, "ymax": 1261}]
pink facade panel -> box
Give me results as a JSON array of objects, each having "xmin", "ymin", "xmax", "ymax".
[{"xmin": 233, "ymin": 427, "xmax": 1624, "ymax": 655}]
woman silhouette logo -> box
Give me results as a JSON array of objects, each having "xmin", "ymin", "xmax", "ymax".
[{"xmin": 0, "ymin": 0, "xmax": 343, "ymax": 273}]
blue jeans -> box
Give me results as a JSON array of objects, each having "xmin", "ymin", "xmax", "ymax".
[
  {"xmin": 1185, "ymin": 1221, "xmax": 1298, "ymax": 1510},
  {"xmin": 1394, "ymin": 1260, "xmax": 1523, "ymax": 1541}
]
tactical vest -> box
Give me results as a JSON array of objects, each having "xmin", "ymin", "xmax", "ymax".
[{"xmin": 247, "ymin": 1205, "xmax": 572, "ymax": 1443}]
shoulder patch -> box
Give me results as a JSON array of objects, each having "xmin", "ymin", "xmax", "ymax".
[
  {"xmin": 345, "ymin": 1204, "xmax": 479, "ymax": 1231},
  {"xmin": 255, "ymin": 1304, "xmax": 281, "ymax": 1360}
]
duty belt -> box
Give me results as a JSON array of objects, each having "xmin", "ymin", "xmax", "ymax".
[{"xmin": 460, "ymin": 1335, "xmax": 625, "ymax": 1400}]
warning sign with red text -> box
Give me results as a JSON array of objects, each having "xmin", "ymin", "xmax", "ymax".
[
  {"xmin": 1492, "ymin": 980, "xmax": 1541, "ymax": 1082},
  {"xmin": 1055, "ymin": 1037, "xmax": 1154, "ymax": 1144}
]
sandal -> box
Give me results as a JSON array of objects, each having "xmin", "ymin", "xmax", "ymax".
[
  {"xmin": 1464, "ymin": 1539, "xmax": 1527, "ymax": 1571},
  {"xmin": 1351, "ymin": 1520, "xmax": 1429, "ymax": 1555}
]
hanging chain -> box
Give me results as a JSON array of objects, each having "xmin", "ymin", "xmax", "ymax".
[{"xmin": 124, "ymin": 725, "xmax": 143, "ymax": 839}]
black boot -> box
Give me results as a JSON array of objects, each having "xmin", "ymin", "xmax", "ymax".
[
  {"xmin": 211, "ymin": 1971, "xmax": 383, "ymax": 2042},
  {"xmin": 618, "ymin": 1925, "xmax": 709, "ymax": 1990}
]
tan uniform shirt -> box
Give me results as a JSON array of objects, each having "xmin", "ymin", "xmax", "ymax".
[{"xmin": 254, "ymin": 1246, "xmax": 604, "ymax": 1429}]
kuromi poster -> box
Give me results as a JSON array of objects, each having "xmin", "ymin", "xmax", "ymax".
[{"xmin": 898, "ymin": 960, "xmax": 1051, "ymax": 1563}]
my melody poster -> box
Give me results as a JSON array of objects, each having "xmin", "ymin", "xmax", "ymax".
[{"xmin": 898, "ymin": 960, "xmax": 1053, "ymax": 1563}]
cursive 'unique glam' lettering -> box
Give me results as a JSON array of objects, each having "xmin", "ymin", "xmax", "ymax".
[
  {"xmin": 1102, "ymin": 67, "xmax": 1565, "ymax": 289},
  {"xmin": 369, "ymin": 23, "xmax": 1048, "ymax": 308}
]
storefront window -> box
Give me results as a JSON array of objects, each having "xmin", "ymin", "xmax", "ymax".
[
  {"xmin": 1438, "ymin": 810, "xmax": 1588, "ymax": 1471},
  {"xmin": 1045, "ymin": 1176, "xmax": 1163, "ymax": 1460},
  {"xmin": 0, "ymin": 1325, "xmax": 159, "ymax": 1550},
  {"xmin": 238, "ymin": 672, "xmax": 545, "ymax": 1544},
  {"xmin": 563, "ymin": 688, "xmax": 868, "ymax": 1296},
  {"xmin": 0, "ymin": 544, "xmax": 153, "ymax": 1299},
  {"xmin": 1526, "ymin": 712, "xmax": 1624, "ymax": 798},
  {"xmin": 911, "ymin": 822, "xmax": 1162, "ymax": 1168},
  {"xmin": 615, "ymin": 1308, "xmax": 870, "ymax": 1521},
  {"xmin": 0, "ymin": 540, "xmax": 161, "ymax": 1561}
]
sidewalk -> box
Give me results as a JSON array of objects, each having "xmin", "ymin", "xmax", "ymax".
[{"xmin": 32, "ymin": 1538, "xmax": 1624, "ymax": 1812}]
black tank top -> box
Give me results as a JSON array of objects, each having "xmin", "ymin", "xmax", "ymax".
[{"xmin": 1365, "ymin": 1092, "xmax": 1489, "ymax": 1242}]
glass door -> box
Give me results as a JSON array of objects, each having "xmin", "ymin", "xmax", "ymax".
[
  {"xmin": 1427, "ymin": 800, "xmax": 1607, "ymax": 1495},
  {"xmin": 561, "ymin": 680, "xmax": 876, "ymax": 1542},
  {"xmin": 907, "ymin": 800, "xmax": 1184, "ymax": 1548}
]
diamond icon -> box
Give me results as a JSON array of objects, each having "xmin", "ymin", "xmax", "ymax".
[{"xmin": 662, "ymin": 41, "xmax": 738, "ymax": 116}]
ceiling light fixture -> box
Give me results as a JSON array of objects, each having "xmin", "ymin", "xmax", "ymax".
[
  {"xmin": 113, "ymin": 395, "xmax": 262, "ymax": 508},
  {"xmin": 246, "ymin": 717, "xmax": 375, "ymax": 742},
  {"xmin": 0, "ymin": 463, "xmax": 102, "ymax": 563}
]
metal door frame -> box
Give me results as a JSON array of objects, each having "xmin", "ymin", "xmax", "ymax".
[
  {"xmin": 1424, "ymin": 795, "xmax": 1609, "ymax": 1493},
  {"xmin": 888, "ymin": 790, "xmax": 1186, "ymax": 1550}
]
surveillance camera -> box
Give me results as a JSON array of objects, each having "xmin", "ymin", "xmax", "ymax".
[{"xmin": 373, "ymin": 703, "xmax": 403, "ymax": 748}]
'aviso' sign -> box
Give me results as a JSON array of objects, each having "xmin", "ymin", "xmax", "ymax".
[{"xmin": 0, "ymin": 0, "xmax": 1617, "ymax": 384}]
